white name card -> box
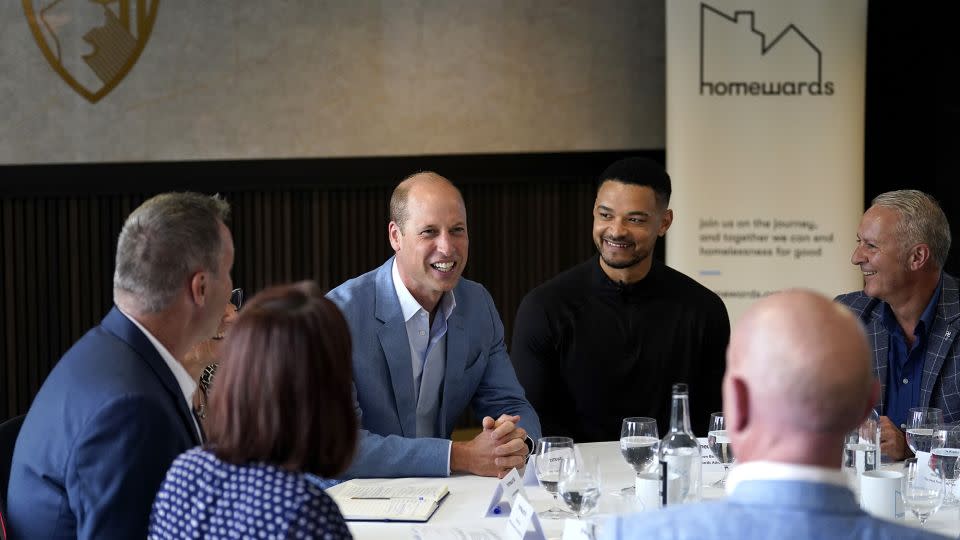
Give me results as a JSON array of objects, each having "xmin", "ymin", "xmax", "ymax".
[
  {"xmin": 561, "ymin": 518, "xmax": 595, "ymax": 540},
  {"xmin": 525, "ymin": 445, "xmax": 584, "ymax": 488},
  {"xmin": 914, "ymin": 451, "xmax": 937, "ymax": 489},
  {"xmin": 919, "ymin": 449, "xmax": 960, "ymax": 497},
  {"xmin": 503, "ymin": 493, "xmax": 546, "ymax": 540},
  {"xmin": 523, "ymin": 455, "xmax": 540, "ymax": 487},
  {"xmin": 485, "ymin": 467, "xmax": 526, "ymax": 517},
  {"xmin": 697, "ymin": 437, "xmax": 724, "ymax": 473}
]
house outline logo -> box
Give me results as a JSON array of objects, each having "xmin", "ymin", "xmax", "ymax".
[
  {"xmin": 22, "ymin": 0, "xmax": 159, "ymax": 104},
  {"xmin": 698, "ymin": 2, "xmax": 835, "ymax": 97}
]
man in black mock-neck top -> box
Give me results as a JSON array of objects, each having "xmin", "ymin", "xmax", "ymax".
[{"xmin": 511, "ymin": 157, "xmax": 729, "ymax": 441}]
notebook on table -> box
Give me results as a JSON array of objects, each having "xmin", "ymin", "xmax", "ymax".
[{"xmin": 331, "ymin": 480, "xmax": 450, "ymax": 522}]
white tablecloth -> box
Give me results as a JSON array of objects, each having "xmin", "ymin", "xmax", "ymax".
[{"xmin": 328, "ymin": 441, "xmax": 960, "ymax": 539}]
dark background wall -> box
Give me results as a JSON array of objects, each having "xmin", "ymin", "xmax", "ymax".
[
  {"xmin": 2, "ymin": 4, "xmax": 959, "ymax": 421},
  {"xmin": 863, "ymin": 3, "xmax": 958, "ymax": 254},
  {"xmin": 0, "ymin": 151, "xmax": 641, "ymax": 419}
]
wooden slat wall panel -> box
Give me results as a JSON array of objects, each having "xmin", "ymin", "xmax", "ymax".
[
  {"xmin": 2, "ymin": 194, "xmax": 142, "ymax": 416},
  {"xmin": 1, "ymin": 177, "xmax": 614, "ymax": 420}
]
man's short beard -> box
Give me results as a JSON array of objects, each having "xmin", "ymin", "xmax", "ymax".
[{"xmin": 599, "ymin": 251, "xmax": 646, "ymax": 269}]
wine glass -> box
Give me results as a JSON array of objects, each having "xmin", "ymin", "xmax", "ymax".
[
  {"xmin": 535, "ymin": 436, "xmax": 575, "ymax": 519},
  {"xmin": 558, "ymin": 454, "xmax": 601, "ymax": 519},
  {"xmin": 707, "ymin": 412, "xmax": 734, "ymax": 487},
  {"xmin": 906, "ymin": 407, "xmax": 943, "ymax": 454},
  {"xmin": 617, "ymin": 417, "xmax": 659, "ymax": 497},
  {"xmin": 930, "ymin": 424, "xmax": 960, "ymax": 506},
  {"xmin": 902, "ymin": 457, "xmax": 944, "ymax": 527}
]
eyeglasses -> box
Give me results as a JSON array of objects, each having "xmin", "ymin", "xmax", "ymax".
[{"xmin": 230, "ymin": 288, "xmax": 243, "ymax": 310}]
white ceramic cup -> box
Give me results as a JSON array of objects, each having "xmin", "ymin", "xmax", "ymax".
[{"xmin": 860, "ymin": 469, "xmax": 904, "ymax": 520}]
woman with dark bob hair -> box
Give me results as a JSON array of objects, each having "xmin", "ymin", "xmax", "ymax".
[{"xmin": 149, "ymin": 281, "xmax": 356, "ymax": 539}]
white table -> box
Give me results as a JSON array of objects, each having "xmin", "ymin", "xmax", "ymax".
[{"xmin": 329, "ymin": 441, "xmax": 960, "ymax": 539}]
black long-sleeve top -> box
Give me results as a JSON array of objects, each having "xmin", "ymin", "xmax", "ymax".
[{"xmin": 511, "ymin": 257, "xmax": 730, "ymax": 441}]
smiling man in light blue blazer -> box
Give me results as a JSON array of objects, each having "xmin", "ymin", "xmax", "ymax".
[
  {"xmin": 328, "ymin": 172, "xmax": 541, "ymax": 478},
  {"xmin": 602, "ymin": 290, "xmax": 948, "ymax": 540}
]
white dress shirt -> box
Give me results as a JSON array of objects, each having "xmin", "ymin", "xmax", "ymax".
[
  {"xmin": 392, "ymin": 260, "xmax": 457, "ymax": 472},
  {"xmin": 118, "ymin": 308, "xmax": 202, "ymax": 442},
  {"xmin": 726, "ymin": 460, "xmax": 850, "ymax": 495}
]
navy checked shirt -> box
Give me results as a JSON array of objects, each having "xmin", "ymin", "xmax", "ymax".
[{"xmin": 882, "ymin": 278, "xmax": 943, "ymax": 429}]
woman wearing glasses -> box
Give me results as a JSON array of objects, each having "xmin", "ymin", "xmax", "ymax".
[
  {"xmin": 149, "ymin": 281, "xmax": 356, "ymax": 539},
  {"xmin": 185, "ymin": 288, "xmax": 243, "ymax": 425}
]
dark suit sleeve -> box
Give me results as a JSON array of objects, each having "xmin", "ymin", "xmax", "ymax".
[
  {"xmin": 511, "ymin": 292, "xmax": 574, "ymax": 439},
  {"xmin": 689, "ymin": 297, "xmax": 730, "ymax": 436},
  {"xmin": 69, "ymin": 395, "xmax": 187, "ymax": 539},
  {"xmin": 470, "ymin": 287, "xmax": 542, "ymax": 442}
]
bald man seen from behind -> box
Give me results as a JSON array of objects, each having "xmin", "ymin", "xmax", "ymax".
[{"xmin": 602, "ymin": 290, "xmax": 950, "ymax": 540}]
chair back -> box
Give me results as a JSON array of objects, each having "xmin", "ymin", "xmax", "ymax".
[{"xmin": 0, "ymin": 414, "xmax": 26, "ymax": 522}]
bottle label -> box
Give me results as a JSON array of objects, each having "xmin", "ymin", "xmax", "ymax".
[{"xmin": 659, "ymin": 459, "xmax": 668, "ymax": 506}]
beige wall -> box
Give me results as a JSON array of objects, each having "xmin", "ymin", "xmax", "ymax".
[{"xmin": 1, "ymin": 1, "xmax": 665, "ymax": 165}]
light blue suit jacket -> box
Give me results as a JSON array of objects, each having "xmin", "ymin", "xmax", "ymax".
[
  {"xmin": 328, "ymin": 257, "xmax": 541, "ymax": 478},
  {"xmin": 601, "ymin": 480, "xmax": 950, "ymax": 540}
]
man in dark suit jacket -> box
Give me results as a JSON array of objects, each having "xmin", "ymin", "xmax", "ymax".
[
  {"xmin": 328, "ymin": 172, "xmax": 540, "ymax": 479},
  {"xmin": 836, "ymin": 189, "xmax": 956, "ymax": 460},
  {"xmin": 6, "ymin": 193, "xmax": 235, "ymax": 539}
]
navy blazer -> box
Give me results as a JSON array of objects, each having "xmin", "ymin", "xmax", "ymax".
[
  {"xmin": 836, "ymin": 273, "xmax": 960, "ymax": 424},
  {"xmin": 328, "ymin": 257, "xmax": 541, "ymax": 478},
  {"xmin": 603, "ymin": 480, "xmax": 947, "ymax": 540},
  {"xmin": 6, "ymin": 307, "xmax": 200, "ymax": 539}
]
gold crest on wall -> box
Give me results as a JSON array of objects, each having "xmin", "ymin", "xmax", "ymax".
[{"xmin": 23, "ymin": 0, "xmax": 159, "ymax": 103}]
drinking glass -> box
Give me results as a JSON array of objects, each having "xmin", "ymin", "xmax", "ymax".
[
  {"xmin": 707, "ymin": 412, "xmax": 734, "ymax": 487},
  {"xmin": 558, "ymin": 454, "xmax": 601, "ymax": 519},
  {"xmin": 535, "ymin": 436, "xmax": 575, "ymax": 519},
  {"xmin": 906, "ymin": 407, "xmax": 943, "ymax": 454},
  {"xmin": 617, "ymin": 417, "xmax": 659, "ymax": 497},
  {"xmin": 842, "ymin": 409, "xmax": 879, "ymax": 501},
  {"xmin": 955, "ymin": 456, "xmax": 960, "ymax": 505},
  {"xmin": 930, "ymin": 424, "xmax": 960, "ymax": 506},
  {"xmin": 902, "ymin": 457, "xmax": 944, "ymax": 527}
]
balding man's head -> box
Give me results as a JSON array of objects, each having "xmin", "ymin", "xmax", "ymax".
[
  {"xmin": 724, "ymin": 289, "xmax": 878, "ymax": 465},
  {"xmin": 389, "ymin": 172, "xmax": 463, "ymax": 231},
  {"xmin": 387, "ymin": 171, "xmax": 469, "ymax": 313}
]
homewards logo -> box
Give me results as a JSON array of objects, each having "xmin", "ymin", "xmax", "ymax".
[{"xmin": 699, "ymin": 3, "xmax": 834, "ymax": 97}]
